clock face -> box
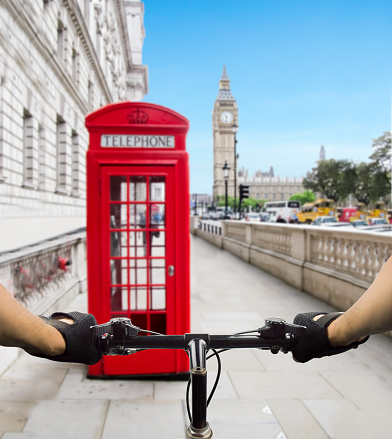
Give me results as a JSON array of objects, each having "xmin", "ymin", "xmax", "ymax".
[{"xmin": 220, "ymin": 111, "xmax": 233, "ymax": 124}]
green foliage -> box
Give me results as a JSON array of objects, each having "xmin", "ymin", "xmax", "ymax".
[
  {"xmin": 302, "ymin": 154, "xmax": 390, "ymax": 207},
  {"xmin": 217, "ymin": 196, "xmax": 266, "ymax": 212},
  {"xmin": 289, "ymin": 191, "xmax": 316, "ymax": 205},
  {"xmin": 370, "ymin": 131, "xmax": 391, "ymax": 172},
  {"xmin": 302, "ymin": 159, "xmax": 353, "ymax": 203},
  {"xmin": 350, "ymin": 162, "xmax": 390, "ymax": 206}
]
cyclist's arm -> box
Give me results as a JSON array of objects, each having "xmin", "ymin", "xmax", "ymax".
[
  {"xmin": 328, "ymin": 256, "xmax": 392, "ymax": 346},
  {"xmin": 0, "ymin": 284, "xmax": 66, "ymax": 356}
]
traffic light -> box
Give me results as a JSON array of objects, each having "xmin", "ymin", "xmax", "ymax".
[{"xmin": 239, "ymin": 184, "xmax": 249, "ymax": 202}]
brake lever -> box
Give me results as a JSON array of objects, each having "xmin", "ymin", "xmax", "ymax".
[
  {"xmin": 258, "ymin": 317, "xmax": 306, "ymax": 354},
  {"xmin": 90, "ymin": 317, "xmax": 141, "ymax": 355}
]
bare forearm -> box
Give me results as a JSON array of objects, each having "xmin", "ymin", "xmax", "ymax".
[
  {"xmin": 328, "ymin": 256, "xmax": 392, "ymax": 346},
  {"xmin": 0, "ymin": 285, "xmax": 65, "ymax": 355}
]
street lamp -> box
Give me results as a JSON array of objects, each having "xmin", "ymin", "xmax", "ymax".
[
  {"xmin": 222, "ymin": 160, "xmax": 230, "ymax": 219},
  {"xmin": 231, "ymin": 123, "xmax": 239, "ymax": 218}
]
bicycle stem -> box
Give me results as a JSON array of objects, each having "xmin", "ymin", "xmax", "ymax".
[{"xmin": 186, "ymin": 338, "xmax": 212, "ymax": 439}]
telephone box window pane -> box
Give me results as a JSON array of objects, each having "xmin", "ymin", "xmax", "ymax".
[
  {"xmin": 151, "ymin": 287, "xmax": 166, "ymax": 310},
  {"xmin": 129, "ymin": 176, "xmax": 146, "ymax": 201},
  {"xmin": 131, "ymin": 287, "xmax": 147, "ymax": 310},
  {"xmin": 110, "ymin": 204, "xmax": 127, "ymax": 229},
  {"xmin": 129, "ymin": 232, "xmax": 145, "ymax": 257},
  {"xmin": 150, "ymin": 176, "xmax": 165, "ymax": 201},
  {"xmin": 110, "ymin": 259, "xmax": 128, "ymax": 285},
  {"xmin": 110, "ymin": 231, "xmax": 127, "ymax": 257},
  {"xmin": 150, "ymin": 205, "xmax": 165, "ymax": 229},
  {"xmin": 130, "ymin": 258, "xmax": 147, "ymax": 285},
  {"xmin": 137, "ymin": 204, "xmax": 147, "ymax": 228},
  {"xmin": 129, "ymin": 205, "xmax": 136, "ymax": 228},
  {"xmin": 110, "ymin": 176, "xmax": 127, "ymax": 201},
  {"xmin": 151, "ymin": 232, "xmax": 165, "ymax": 256},
  {"xmin": 150, "ymin": 260, "xmax": 165, "ymax": 284},
  {"xmin": 111, "ymin": 287, "xmax": 128, "ymax": 311}
]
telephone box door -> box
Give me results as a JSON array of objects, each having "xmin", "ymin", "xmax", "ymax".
[{"xmin": 101, "ymin": 165, "xmax": 177, "ymax": 375}]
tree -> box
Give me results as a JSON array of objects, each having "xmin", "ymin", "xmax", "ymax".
[
  {"xmin": 370, "ymin": 131, "xmax": 391, "ymax": 172},
  {"xmin": 350, "ymin": 162, "xmax": 390, "ymax": 206},
  {"xmin": 302, "ymin": 159, "xmax": 353, "ymax": 203},
  {"xmin": 289, "ymin": 191, "xmax": 316, "ymax": 205},
  {"xmin": 217, "ymin": 196, "xmax": 235, "ymax": 209}
]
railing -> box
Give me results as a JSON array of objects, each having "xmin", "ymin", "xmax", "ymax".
[
  {"xmin": 197, "ymin": 219, "xmax": 222, "ymax": 236},
  {"xmin": 191, "ymin": 218, "xmax": 392, "ymax": 314},
  {"xmin": 0, "ymin": 228, "xmax": 87, "ymax": 314}
]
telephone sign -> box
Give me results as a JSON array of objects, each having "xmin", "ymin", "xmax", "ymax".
[
  {"xmin": 85, "ymin": 102, "xmax": 190, "ymax": 377},
  {"xmin": 100, "ymin": 134, "xmax": 175, "ymax": 148}
]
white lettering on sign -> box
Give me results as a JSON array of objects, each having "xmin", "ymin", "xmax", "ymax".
[{"xmin": 101, "ymin": 135, "xmax": 175, "ymax": 148}]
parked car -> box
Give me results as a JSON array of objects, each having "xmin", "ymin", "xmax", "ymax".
[
  {"xmin": 259, "ymin": 213, "xmax": 270, "ymax": 222},
  {"xmin": 368, "ymin": 218, "xmax": 389, "ymax": 226},
  {"xmin": 217, "ymin": 211, "xmax": 233, "ymax": 220},
  {"xmin": 319, "ymin": 222, "xmax": 354, "ymax": 229},
  {"xmin": 351, "ymin": 220, "xmax": 369, "ymax": 227},
  {"xmin": 311, "ymin": 216, "xmax": 339, "ymax": 226},
  {"xmin": 242, "ymin": 213, "xmax": 261, "ymax": 222}
]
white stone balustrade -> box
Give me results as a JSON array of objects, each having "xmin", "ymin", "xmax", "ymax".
[
  {"xmin": 192, "ymin": 218, "xmax": 392, "ymax": 314},
  {"xmin": 0, "ymin": 229, "xmax": 87, "ymax": 315}
]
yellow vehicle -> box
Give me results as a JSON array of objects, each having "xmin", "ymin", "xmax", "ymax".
[
  {"xmin": 367, "ymin": 201, "xmax": 387, "ymax": 221},
  {"xmin": 296, "ymin": 198, "xmax": 336, "ymax": 224}
]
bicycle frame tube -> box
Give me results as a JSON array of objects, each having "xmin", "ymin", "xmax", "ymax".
[{"xmin": 186, "ymin": 339, "xmax": 212, "ymax": 439}]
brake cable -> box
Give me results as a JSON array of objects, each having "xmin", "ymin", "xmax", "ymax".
[{"xmin": 185, "ymin": 329, "xmax": 260, "ymax": 422}]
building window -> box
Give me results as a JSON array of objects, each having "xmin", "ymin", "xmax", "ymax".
[
  {"xmin": 56, "ymin": 115, "xmax": 69, "ymax": 195},
  {"xmin": 38, "ymin": 123, "xmax": 46, "ymax": 191},
  {"xmin": 57, "ymin": 20, "xmax": 64, "ymax": 61},
  {"xmin": 72, "ymin": 47, "xmax": 79, "ymax": 85},
  {"xmin": 88, "ymin": 80, "xmax": 94, "ymax": 110},
  {"xmin": 23, "ymin": 109, "xmax": 37, "ymax": 189},
  {"xmin": 71, "ymin": 130, "xmax": 80, "ymax": 197}
]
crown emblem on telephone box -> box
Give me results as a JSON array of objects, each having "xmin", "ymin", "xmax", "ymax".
[{"xmin": 127, "ymin": 108, "xmax": 149, "ymax": 124}]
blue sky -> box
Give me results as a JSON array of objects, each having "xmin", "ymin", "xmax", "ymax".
[{"xmin": 142, "ymin": 0, "xmax": 392, "ymax": 194}]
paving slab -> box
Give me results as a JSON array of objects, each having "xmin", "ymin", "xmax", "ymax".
[
  {"xmin": 1, "ymin": 235, "xmax": 392, "ymax": 438},
  {"xmin": 3, "ymin": 399, "xmax": 108, "ymax": 439},
  {"xmin": 101, "ymin": 400, "xmax": 185, "ymax": 439}
]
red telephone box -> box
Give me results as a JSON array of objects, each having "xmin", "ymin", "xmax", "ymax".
[{"xmin": 85, "ymin": 102, "xmax": 190, "ymax": 377}]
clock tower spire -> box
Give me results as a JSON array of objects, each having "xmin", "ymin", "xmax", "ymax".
[{"xmin": 212, "ymin": 65, "xmax": 239, "ymax": 204}]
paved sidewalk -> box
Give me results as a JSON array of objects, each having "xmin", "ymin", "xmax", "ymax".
[{"xmin": 1, "ymin": 235, "xmax": 392, "ymax": 438}]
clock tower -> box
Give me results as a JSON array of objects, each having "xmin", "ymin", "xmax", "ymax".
[{"xmin": 212, "ymin": 65, "xmax": 239, "ymax": 203}]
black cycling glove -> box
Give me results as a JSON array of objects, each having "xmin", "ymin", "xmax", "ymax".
[
  {"xmin": 34, "ymin": 311, "xmax": 102, "ymax": 365},
  {"xmin": 292, "ymin": 312, "xmax": 369, "ymax": 363}
]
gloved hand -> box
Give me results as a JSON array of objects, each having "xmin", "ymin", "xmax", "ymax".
[
  {"xmin": 34, "ymin": 311, "xmax": 102, "ymax": 365},
  {"xmin": 292, "ymin": 312, "xmax": 369, "ymax": 363}
]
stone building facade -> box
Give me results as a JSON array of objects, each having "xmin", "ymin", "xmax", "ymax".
[
  {"xmin": 0, "ymin": 0, "xmax": 147, "ymax": 251},
  {"xmin": 238, "ymin": 167, "xmax": 304, "ymax": 201}
]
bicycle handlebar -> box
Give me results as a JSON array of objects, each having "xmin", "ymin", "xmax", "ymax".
[{"xmin": 91, "ymin": 317, "xmax": 306, "ymax": 356}]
